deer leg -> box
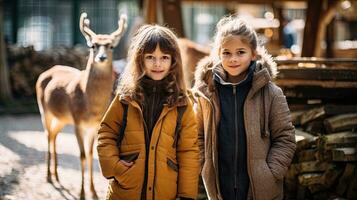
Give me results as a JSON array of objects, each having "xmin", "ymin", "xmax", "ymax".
[
  {"xmin": 46, "ymin": 131, "xmax": 53, "ymax": 183},
  {"xmin": 53, "ymin": 132, "xmax": 60, "ymax": 181},
  {"xmin": 75, "ymin": 125, "xmax": 86, "ymax": 200},
  {"xmin": 88, "ymin": 133, "xmax": 98, "ymax": 199},
  {"xmin": 42, "ymin": 113, "xmax": 54, "ymax": 183},
  {"xmin": 48, "ymin": 118, "xmax": 64, "ymax": 182}
]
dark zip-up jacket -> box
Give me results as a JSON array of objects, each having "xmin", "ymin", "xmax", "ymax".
[
  {"xmin": 142, "ymin": 76, "xmax": 167, "ymax": 140},
  {"xmin": 141, "ymin": 76, "xmax": 166, "ymax": 199},
  {"xmin": 214, "ymin": 62, "xmax": 255, "ymax": 200}
]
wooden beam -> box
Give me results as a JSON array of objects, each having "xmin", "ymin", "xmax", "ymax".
[
  {"xmin": 182, "ymin": 0, "xmax": 307, "ymax": 3},
  {"xmin": 315, "ymin": 0, "xmax": 339, "ymax": 57},
  {"xmin": 161, "ymin": 0, "xmax": 185, "ymax": 37},
  {"xmin": 273, "ymin": 3, "xmax": 284, "ymax": 47},
  {"xmin": 144, "ymin": 0, "xmax": 158, "ymax": 23},
  {"xmin": 324, "ymin": 114, "xmax": 357, "ymax": 133},
  {"xmin": 318, "ymin": 131, "xmax": 357, "ymax": 150},
  {"xmin": 275, "ymin": 57, "xmax": 357, "ymax": 65},
  {"xmin": 325, "ymin": 17, "xmax": 335, "ymax": 58},
  {"xmin": 276, "ymin": 79, "xmax": 357, "ymax": 88},
  {"xmin": 301, "ymin": 0, "xmax": 323, "ymax": 57},
  {"xmin": 277, "ymin": 67, "xmax": 357, "ymax": 81},
  {"xmin": 283, "ymin": 87, "xmax": 357, "ymax": 102},
  {"xmin": 300, "ymin": 105, "xmax": 357, "ymax": 125}
]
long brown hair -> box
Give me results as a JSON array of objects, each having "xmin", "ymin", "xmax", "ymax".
[{"xmin": 117, "ymin": 24, "xmax": 186, "ymax": 106}]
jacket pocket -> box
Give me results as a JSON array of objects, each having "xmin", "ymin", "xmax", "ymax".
[
  {"xmin": 119, "ymin": 152, "xmax": 140, "ymax": 162},
  {"xmin": 253, "ymin": 160, "xmax": 283, "ymax": 199},
  {"xmin": 167, "ymin": 158, "xmax": 178, "ymax": 172}
]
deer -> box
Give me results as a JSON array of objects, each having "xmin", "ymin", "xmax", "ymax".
[{"xmin": 35, "ymin": 12, "xmax": 127, "ymax": 200}]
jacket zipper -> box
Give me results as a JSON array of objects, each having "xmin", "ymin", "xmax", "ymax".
[
  {"xmin": 152, "ymin": 121, "xmax": 164, "ymax": 200},
  {"xmin": 140, "ymin": 112, "xmax": 150, "ymax": 200},
  {"xmin": 151, "ymin": 86, "xmax": 159, "ymax": 200},
  {"xmin": 141, "ymin": 86, "xmax": 159, "ymax": 199},
  {"xmin": 150, "ymin": 86, "xmax": 157, "ymax": 129},
  {"xmin": 233, "ymin": 85, "xmax": 238, "ymax": 193}
]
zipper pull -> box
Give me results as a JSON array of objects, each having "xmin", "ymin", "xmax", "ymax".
[{"xmin": 233, "ymin": 85, "xmax": 236, "ymax": 95}]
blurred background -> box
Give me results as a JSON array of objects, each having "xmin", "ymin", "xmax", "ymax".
[{"xmin": 0, "ymin": 0, "xmax": 356, "ymax": 200}]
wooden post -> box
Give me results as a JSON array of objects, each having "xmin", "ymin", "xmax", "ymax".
[
  {"xmin": 301, "ymin": 0, "xmax": 323, "ymax": 57},
  {"xmin": 302, "ymin": 0, "xmax": 339, "ymax": 57},
  {"xmin": 143, "ymin": 0, "xmax": 184, "ymax": 37},
  {"xmin": 273, "ymin": 2, "xmax": 284, "ymax": 47},
  {"xmin": 0, "ymin": 0, "xmax": 13, "ymax": 101},
  {"xmin": 325, "ymin": 17, "xmax": 335, "ymax": 58},
  {"xmin": 144, "ymin": 0, "xmax": 158, "ymax": 24},
  {"xmin": 315, "ymin": 0, "xmax": 339, "ymax": 57},
  {"xmin": 161, "ymin": 0, "xmax": 185, "ymax": 37}
]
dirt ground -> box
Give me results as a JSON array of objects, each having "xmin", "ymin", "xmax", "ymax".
[{"xmin": 0, "ymin": 114, "xmax": 108, "ymax": 200}]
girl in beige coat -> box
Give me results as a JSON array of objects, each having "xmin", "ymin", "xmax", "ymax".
[{"xmin": 193, "ymin": 16, "xmax": 296, "ymax": 200}]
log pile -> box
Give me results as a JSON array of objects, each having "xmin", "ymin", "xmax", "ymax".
[
  {"xmin": 276, "ymin": 58, "xmax": 357, "ymax": 104},
  {"xmin": 6, "ymin": 45, "xmax": 87, "ymax": 98},
  {"xmin": 275, "ymin": 58, "xmax": 357, "ymax": 200}
]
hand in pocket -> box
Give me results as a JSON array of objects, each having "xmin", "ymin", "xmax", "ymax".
[{"xmin": 120, "ymin": 160, "xmax": 134, "ymax": 167}]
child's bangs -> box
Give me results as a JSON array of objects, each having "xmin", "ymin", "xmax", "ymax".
[{"xmin": 143, "ymin": 32, "xmax": 175, "ymax": 54}]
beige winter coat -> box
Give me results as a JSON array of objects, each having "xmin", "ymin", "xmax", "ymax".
[{"xmin": 193, "ymin": 50, "xmax": 296, "ymax": 200}]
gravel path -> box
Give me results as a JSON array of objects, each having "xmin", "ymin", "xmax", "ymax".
[{"xmin": 0, "ymin": 114, "xmax": 107, "ymax": 200}]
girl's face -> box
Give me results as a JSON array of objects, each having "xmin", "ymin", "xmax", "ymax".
[
  {"xmin": 219, "ymin": 35, "xmax": 256, "ymax": 77},
  {"xmin": 144, "ymin": 45, "xmax": 172, "ymax": 80}
]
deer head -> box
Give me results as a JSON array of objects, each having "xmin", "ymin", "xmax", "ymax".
[{"xmin": 79, "ymin": 12, "xmax": 127, "ymax": 65}]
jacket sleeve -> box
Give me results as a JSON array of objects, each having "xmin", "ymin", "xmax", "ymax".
[
  {"xmin": 267, "ymin": 86, "xmax": 296, "ymax": 181},
  {"xmin": 194, "ymin": 97, "xmax": 205, "ymax": 169},
  {"xmin": 177, "ymin": 102, "xmax": 200, "ymax": 199},
  {"xmin": 97, "ymin": 95, "xmax": 128, "ymax": 179}
]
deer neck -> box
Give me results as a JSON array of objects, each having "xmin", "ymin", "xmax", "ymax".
[{"xmin": 82, "ymin": 51, "xmax": 114, "ymax": 106}]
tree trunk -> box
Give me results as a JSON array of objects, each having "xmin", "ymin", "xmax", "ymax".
[{"xmin": 0, "ymin": 0, "xmax": 13, "ymax": 102}]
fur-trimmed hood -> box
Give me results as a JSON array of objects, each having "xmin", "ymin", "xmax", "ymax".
[{"xmin": 192, "ymin": 47, "xmax": 277, "ymax": 98}]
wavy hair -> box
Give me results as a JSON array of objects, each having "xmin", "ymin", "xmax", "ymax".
[{"xmin": 117, "ymin": 24, "xmax": 186, "ymax": 106}]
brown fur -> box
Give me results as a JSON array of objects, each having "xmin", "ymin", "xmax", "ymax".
[{"xmin": 35, "ymin": 13, "xmax": 127, "ymax": 200}]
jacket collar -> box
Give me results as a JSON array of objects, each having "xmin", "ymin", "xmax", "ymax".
[
  {"xmin": 193, "ymin": 47, "xmax": 276, "ymax": 100},
  {"xmin": 119, "ymin": 94, "xmax": 188, "ymax": 108},
  {"xmin": 213, "ymin": 61, "xmax": 256, "ymax": 86}
]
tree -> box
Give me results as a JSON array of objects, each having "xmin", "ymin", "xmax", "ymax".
[{"xmin": 0, "ymin": 0, "xmax": 12, "ymax": 102}]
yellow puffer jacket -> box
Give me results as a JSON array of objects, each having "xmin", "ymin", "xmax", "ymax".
[{"xmin": 97, "ymin": 94, "xmax": 200, "ymax": 200}]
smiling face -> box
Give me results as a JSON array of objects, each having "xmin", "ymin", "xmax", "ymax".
[
  {"xmin": 144, "ymin": 45, "xmax": 172, "ymax": 80},
  {"xmin": 219, "ymin": 35, "xmax": 256, "ymax": 77}
]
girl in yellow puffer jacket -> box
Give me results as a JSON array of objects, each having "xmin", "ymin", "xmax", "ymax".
[{"xmin": 97, "ymin": 24, "xmax": 200, "ymax": 200}]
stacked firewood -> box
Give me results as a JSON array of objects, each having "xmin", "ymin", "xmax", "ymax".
[
  {"xmin": 6, "ymin": 45, "xmax": 87, "ymax": 98},
  {"xmin": 275, "ymin": 58, "xmax": 357, "ymax": 200}
]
